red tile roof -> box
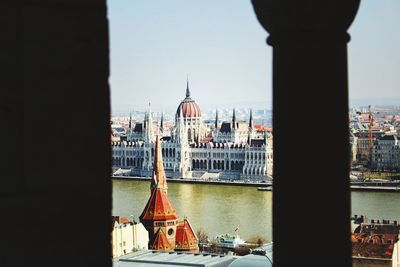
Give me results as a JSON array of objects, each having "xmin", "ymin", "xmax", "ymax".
[
  {"xmin": 175, "ymin": 219, "xmax": 199, "ymax": 252},
  {"xmin": 254, "ymin": 125, "xmax": 272, "ymax": 132},
  {"xmin": 151, "ymin": 228, "xmax": 173, "ymax": 251},
  {"xmin": 140, "ymin": 187, "xmax": 179, "ymax": 222}
]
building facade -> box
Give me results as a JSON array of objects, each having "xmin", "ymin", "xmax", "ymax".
[
  {"xmin": 111, "ymin": 83, "xmax": 273, "ymax": 180},
  {"xmin": 372, "ymin": 135, "xmax": 400, "ymax": 171},
  {"xmin": 111, "ymin": 217, "xmax": 149, "ymax": 258}
]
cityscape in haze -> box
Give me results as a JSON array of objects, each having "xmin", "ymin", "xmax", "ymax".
[{"xmin": 109, "ymin": 1, "xmax": 400, "ymax": 266}]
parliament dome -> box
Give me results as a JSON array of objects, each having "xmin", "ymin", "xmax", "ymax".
[{"xmin": 176, "ymin": 81, "xmax": 201, "ymax": 118}]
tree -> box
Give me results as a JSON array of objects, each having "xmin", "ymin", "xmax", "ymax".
[{"xmin": 247, "ymin": 235, "xmax": 267, "ymax": 247}]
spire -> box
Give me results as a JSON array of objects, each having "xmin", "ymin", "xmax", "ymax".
[
  {"xmin": 151, "ymin": 135, "xmax": 167, "ymax": 192},
  {"xmin": 143, "ymin": 112, "xmax": 147, "ymax": 129},
  {"xmin": 215, "ymin": 109, "xmax": 219, "ymax": 129},
  {"xmin": 146, "ymin": 102, "xmax": 153, "ymax": 142},
  {"xmin": 160, "ymin": 112, "xmax": 164, "ymax": 131},
  {"xmin": 249, "ymin": 109, "xmax": 254, "ymax": 129},
  {"xmin": 129, "ymin": 111, "xmax": 132, "ymax": 129},
  {"xmin": 185, "ymin": 77, "xmax": 190, "ymax": 98},
  {"xmin": 178, "ymin": 106, "xmax": 186, "ymax": 144},
  {"xmin": 232, "ymin": 108, "xmax": 236, "ymax": 129}
]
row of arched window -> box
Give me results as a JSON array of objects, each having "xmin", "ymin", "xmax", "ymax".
[
  {"xmin": 246, "ymin": 152, "xmax": 266, "ymax": 160},
  {"xmin": 191, "ymin": 159, "xmax": 244, "ymax": 171},
  {"xmin": 112, "ymin": 157, "xmax": 143, "ymax": 168},
  {"xmin": 244, "ymin": 167, "xmax": 266, "ymax": 176}
]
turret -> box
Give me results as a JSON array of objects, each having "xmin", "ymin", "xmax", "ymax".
[
  {"xmin": 129, "ymin": 111, "xmax": 132, "ymax": 130},
  {"xmin": 248, "ymin": 109, "xmax": 254, "ymax": 144},
  {"xmin": 232, "ymin": 108, "xmax": 236, "ymax": 129},
  {"xmin": 249, "ymin": 109, "xmax": 254, "ymax": 129},
  {"xmin": 215, "ymin": 109, "xmax": 219, "ymax": 130},
  {"xmin": 160, "ymin": 112, "xmax": 164, "ymax": 133},
  {"xmin": 145, "ymin": 103, "xmax": 153, "ymax": 143}
]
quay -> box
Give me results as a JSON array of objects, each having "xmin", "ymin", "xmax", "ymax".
[
  {"xmin": 112, "ymin": 175, "xmax": 273, "ymax": 187},
  {"xmin": 113, "ymin": 176, "xmax": 400, "ymax": 192},
  {"xmin": 350, "ymin": 185, "xmax": 400, "ymax": 192}
]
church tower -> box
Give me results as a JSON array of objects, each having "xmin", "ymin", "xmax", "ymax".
[{"xmin": 140, "ymin": 136, "xmax": 179, "ymax": 250}]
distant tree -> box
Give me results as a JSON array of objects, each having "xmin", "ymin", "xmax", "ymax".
[
  {"xmin": 196, "ymin": 228, "xmax": 209, "ymax": 244},
  {"xmin": 247, "ymin": 235, "xmax": 267, "ymax": 246}
]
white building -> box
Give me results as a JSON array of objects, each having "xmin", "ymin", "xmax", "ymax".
[
  {"xmin": 111, "ymin": 217, "xmax": 149, "ymax": 258},
  {"xmin": 111, "ymin": 82, "xmax": 273, "ymax": 180}
]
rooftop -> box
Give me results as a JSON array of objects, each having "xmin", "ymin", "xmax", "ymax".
[{"xmin": 114, "ymin": 250, "xmax": 236, "ymax": 267}]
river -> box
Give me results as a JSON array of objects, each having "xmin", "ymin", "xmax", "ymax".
[{"xmin": 112, "ymin": 179, "xmax": 400, "ymax": 242}]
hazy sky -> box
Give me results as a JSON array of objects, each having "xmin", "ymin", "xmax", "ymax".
[{"xmin": 108, "ymin": 1, "xmax": 400, "ymax": 115}]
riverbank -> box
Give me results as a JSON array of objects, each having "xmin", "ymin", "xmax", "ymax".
[
  {"xmin": 112, "ymin": 175, "xmax": 272, "ymax": 187},
  {"xmin": 112, "ymin": 175, "xmax": 400, "ymax": 192}
]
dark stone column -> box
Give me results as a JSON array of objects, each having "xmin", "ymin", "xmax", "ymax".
[
  {"xmin": 251, "ymin": 1, "xmax": 360, "ymax": 266},
  {"xmin": 0, "ymin": 1, "xmax": 110, "ymax": 267}
]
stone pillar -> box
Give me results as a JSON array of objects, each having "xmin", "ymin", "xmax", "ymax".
[
  {"xmin": 0, "ymin": 1, "xmax": 110, "ymax": 267},
  {"xmin": 252, "ymin": 1, "xmax": 359, "ymax": 266}
]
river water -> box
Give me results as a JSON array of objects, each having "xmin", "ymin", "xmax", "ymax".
[{"xmin": 112, "ymin": 179, "xmax": 400, "ymax": 242}]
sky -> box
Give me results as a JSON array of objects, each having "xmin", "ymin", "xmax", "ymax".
[{"xmin": 108, "ymin": 1, "xmax": 400, "ymax": 115}]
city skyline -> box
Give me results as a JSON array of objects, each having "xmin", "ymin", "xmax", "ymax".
[{"xmin": 109, "ymin": 1, "xmax": 400, "ymax": 114}]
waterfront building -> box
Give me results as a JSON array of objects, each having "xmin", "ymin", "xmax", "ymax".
[
  {"xmin": 353, "ymin": 129, "xmax": 385, "ymax": 166},
  {"xmin": 111, "ymin": 82, "xmax": 273, "ymax": 180},
  {"xmin": 372, "ymin": 135, "xmax": 400, "ymax": 171},
  {"xmin": 139, "ymin": 136, "xmax": 199, "ymax": 252},
  {"xmin": 111, "ymin": 216, "xmax": 149, "ymax": 258}
]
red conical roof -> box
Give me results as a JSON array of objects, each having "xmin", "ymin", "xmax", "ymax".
[
  {"xmin": 151, "ymin": 228, "xmax": 173, "ymax": 251},
  {"xmin": 175, "ymin": 218, "xmax": 199, "ymax": 252},
  {"xmin": 140, "ymin": 186, "xmax": 179, "ymax": 221}
]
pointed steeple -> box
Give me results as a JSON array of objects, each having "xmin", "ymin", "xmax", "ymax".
[
  {"xmin": 185, "ymin": 77, "xmax": 190, "ymax": 98},
  {"xmin": 129, "ymin": 112, "xmax": 132, "ymax": 129},
  {"xmin": 215, "ymin": 109, "xmax": 219, "ymax": 129},
  {"xmin": 145, "ymin": 102, "xmax": 153, "ymax": 142},
  {"xmin": 160, "ymin": 112, "xmax": 164, "ymax": 131},
  {"xmin": 232, "ymin": 108, "xmax": 236, "ymax": 129},
  {"xmin": 143, "ymin": 112, "xmax": 147, "ymax": 129},
  {"xmin": 264, "ymin": 131, "xmax": 268, "ymax": 145},
  {"xmin": 150, "ymin": 136, "xmax": 167, "ymax": 192},
  {"xmin": 249, "ymin": 109, "xmax": 254, "ymax": 129}
]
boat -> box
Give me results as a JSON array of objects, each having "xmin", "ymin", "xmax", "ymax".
[
  {"xmin": 214, "ymin": 233, "xmax": 246, "ymax": 249},
  {"xmin": 257, "ymin": 186, "xmax": 272, "ymax": 191}
]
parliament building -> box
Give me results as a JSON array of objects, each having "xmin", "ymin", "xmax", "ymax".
[{"xmin": 111, "ymin": 82, "xmax": 273, "ymax": 180}]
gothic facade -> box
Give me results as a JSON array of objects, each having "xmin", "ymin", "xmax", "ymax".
[{"xmin": 111, "ymin": 82, "xmax": 273, "ymax": 180}]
